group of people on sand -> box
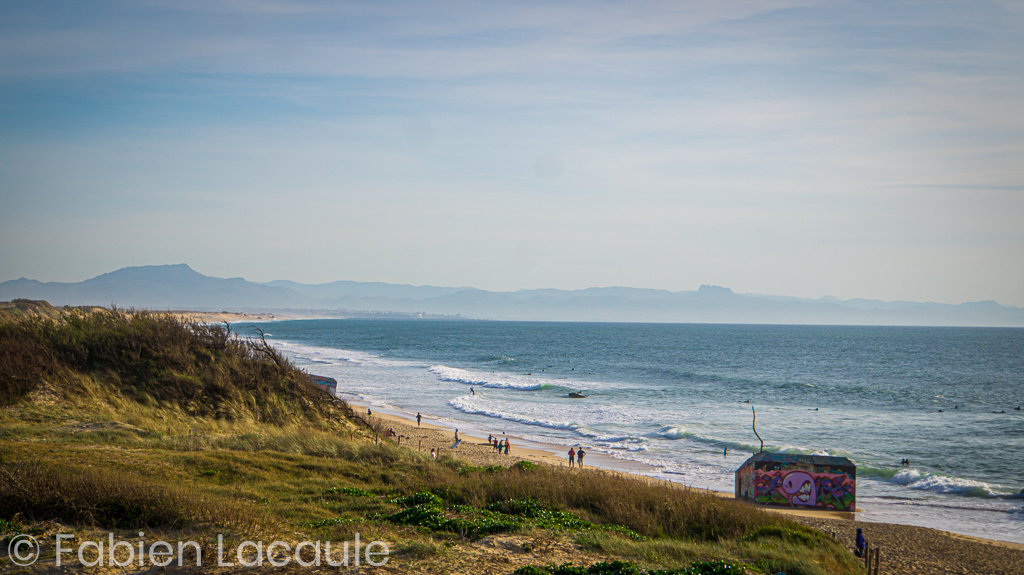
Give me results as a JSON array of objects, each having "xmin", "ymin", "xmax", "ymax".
[
  {"xmin": 487, "ymin": 434, "xmax": 512, "ymax": 455},
  {"xmin": 567, "ymin": 447, "xmax": 586, "ymax": 468}
]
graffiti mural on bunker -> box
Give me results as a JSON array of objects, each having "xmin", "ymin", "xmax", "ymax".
[{"xmin": 735, "ymin": 452, "xmax": 856, "ymax": 512}]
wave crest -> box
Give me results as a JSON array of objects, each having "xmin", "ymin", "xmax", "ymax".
[
  {"xmin": 448, "ymin": 396, "xmax": 580, "ymax": 431},
  {"xmin": 890, "ymin": 469, "xmax": 995, "ymax": 497},
  {"xmin": 430, "ymin": 365, "xmax": 550, "ymax": 390}
]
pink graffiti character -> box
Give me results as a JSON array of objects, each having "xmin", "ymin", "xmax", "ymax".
[{"xmin": 782, "ymin": 471, "xmax": 817, "ymax": 506}]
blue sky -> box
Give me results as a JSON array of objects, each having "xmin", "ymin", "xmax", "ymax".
[{"xmin": 1, "ymin": 1, "xmax": 1022, "ymax": 305}]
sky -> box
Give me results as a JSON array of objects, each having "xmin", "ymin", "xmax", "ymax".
[{"xmin": 1, "ymin": 1, "xmax": 1022, "ymax": 306}]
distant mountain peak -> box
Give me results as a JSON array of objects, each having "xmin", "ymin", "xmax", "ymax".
[
  {"xmin": 697, "ymin": 284, "xmax": 734, "ymax": 295},
  {"xmin": 86, "ymin": 264, "xmax": 211, "ymax": 289}
]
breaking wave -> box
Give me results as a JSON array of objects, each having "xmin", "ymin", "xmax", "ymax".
[
  {"xmin": 430, "ymin": 365, "xmax": 552, "ymax": 390},
  {"xmin": 448, "ymin": 396, "xmax": 580, "ymax": 431},
  {"xmin": 888, "ymin": 469, "xmax": 997, "ymax": 497}
]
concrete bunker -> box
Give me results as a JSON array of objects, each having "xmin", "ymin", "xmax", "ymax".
[{"xmin": 735, "ymin": 452, "xmax": 856, "ymax": 511}]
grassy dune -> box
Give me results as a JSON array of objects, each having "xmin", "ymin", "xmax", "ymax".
[{"xmin": 0, "ymin": 305, "xmax": 864, "ymax": 574}]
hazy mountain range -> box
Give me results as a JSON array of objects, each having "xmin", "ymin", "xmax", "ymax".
[{"xmin": 2, "ymin": 264, "xmax": 1022, "ymax": 327}]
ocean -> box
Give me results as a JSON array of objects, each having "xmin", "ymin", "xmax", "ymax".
[{"xmin": 235, "ymin": 320, "xmax": 1024, "ymax": 544}]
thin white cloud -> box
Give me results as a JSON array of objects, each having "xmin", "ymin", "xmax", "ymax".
[{"xmin": 0, "ymin": 0, "xmax": 1022, "ymax": 305}]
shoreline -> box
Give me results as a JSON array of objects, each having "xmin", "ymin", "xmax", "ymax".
[
  {"xmin": 349, "ymin": 398, "xmax": 669, "ymax": 476},
  {"xmin": 348, "ymin": 398, "xmax": 1024, "ymax": 557}
]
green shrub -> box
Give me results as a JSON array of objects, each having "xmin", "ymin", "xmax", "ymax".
[
  {"xmin": 396, "ymin": 491, "xmax": 444, "ymax": 507},
  {"xmin": 0, "ymin": 518, "xmax": 23, "ymax": 533},
  {"xmin": 513, "ymin": 460, "xmax": 539, "ymax": 471},
  {"xmin": 487, "ymin": 498, "xmax": 548, "ymax": 518}
]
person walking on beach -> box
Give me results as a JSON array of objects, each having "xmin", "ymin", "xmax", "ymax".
[
  {"xmin": 367, "ymin": 408, "xmax": 372, "ymax": 417},
  {"xmin": 430, "ymin": 448, "xmax": 437, "ymax": 460},
  {"xmin": 504, "ymin": 439, "xmax": 510, "ymax": 455},
  {"xmin": 454, "ymin": 429, "xmax": 460, "ymax": 442},
  {"xmin": 417, "ymin": 412, "xmax": 422, "ymax": 426},
  {"xmin": 855, "ymin": 528, "xmax": 866, "ymax": 558},
  {"xmin": 568, "ymin": 447, "xmax": 576, "ymax": 468},
  {"xmin": 577, "ymin": 448, "xmax": 586, "ymax": 468}
]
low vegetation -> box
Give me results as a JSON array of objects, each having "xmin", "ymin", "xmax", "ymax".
[
  {"xmin": 514, "ymin": 559, "xmax": 746, "ymax": 575},
  {"xmin": 0, "ymin": 304, "xmax": 865, "ymax": 574}
]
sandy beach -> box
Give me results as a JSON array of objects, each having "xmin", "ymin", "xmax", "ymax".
[
  {"xmin": 357, "ymin": 401, "xmax": 1024, "ymax": 575},
  {"xmin": 168, "ymin": 310, "xmax": 284, "ymax": 323},
  {"xmin": 362, "ymin": 406, "xmax": 565, "ymax": 468}
]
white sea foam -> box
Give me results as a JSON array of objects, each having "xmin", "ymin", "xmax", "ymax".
[
  {"xmin": 652, "ymin": 426, "xmax": 846, "ymax": 459},
  {"xmin": 890, "ymin": 469, "xmax": 995, "ymax": 496},
  {"xmin": 430, "ymin": 365, "xmax": 550, "ymax": 390},
  {"xmin": 448, "ymin": 396, "xmax": 581, "ymax": 431},
  {"xmin": 657, "ymin": 426, "xmax": 694, "ymax": 440},
  {"xmin": 294, "ymin": 355, "xmax": 334, "ymax": 364},
  {"xmin": 277, "ymin": 341, "xmax": 408, "ymax": 367},
  {"xmin": 446, "ymin": 397, "xmax": 654, "ymax": 450}
]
